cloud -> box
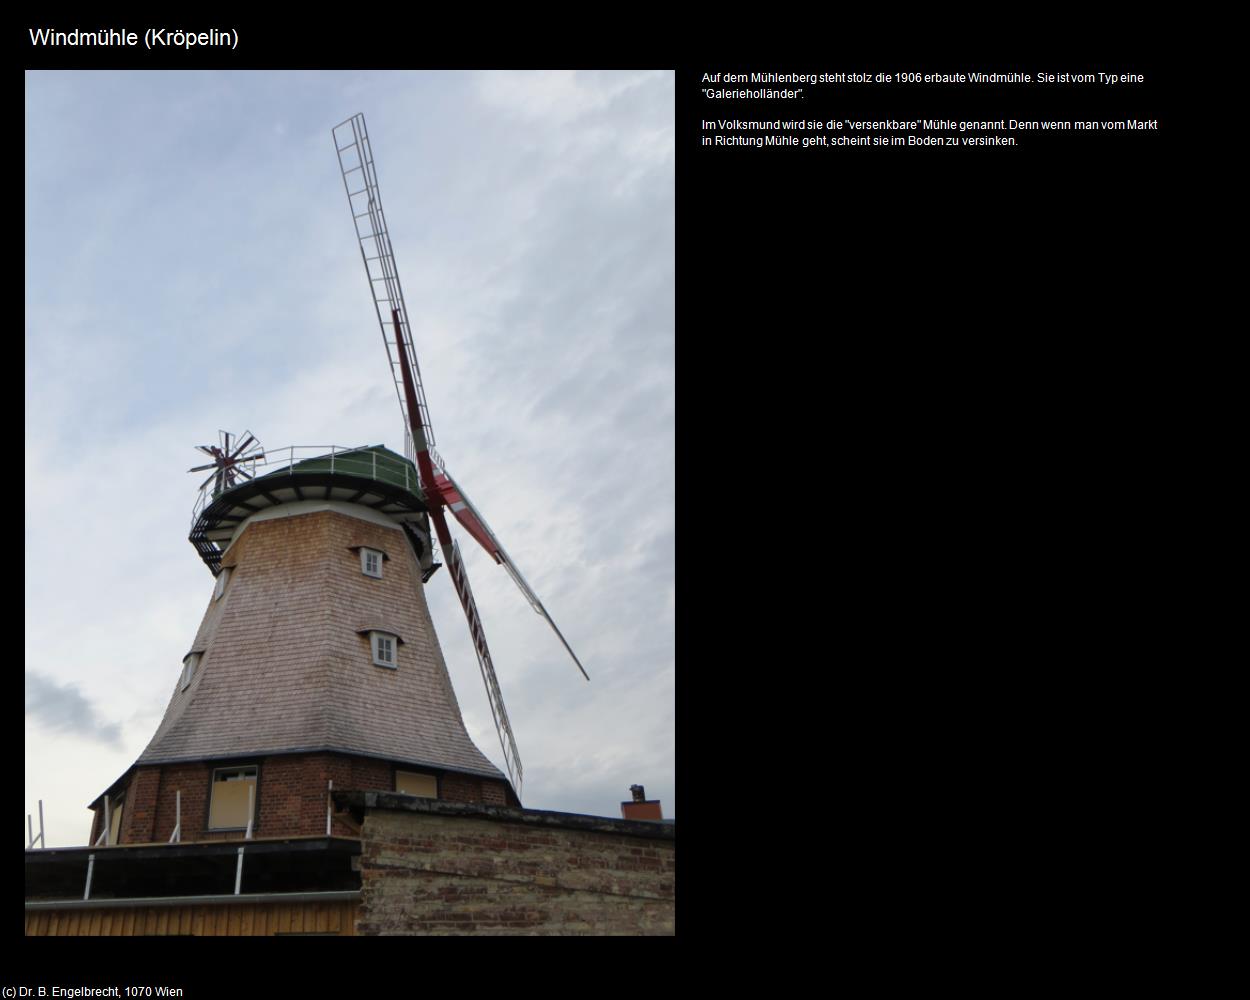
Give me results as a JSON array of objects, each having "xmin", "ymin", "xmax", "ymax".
[{"xmin": 25, "ymin": 671, "xmax": 123, "ymax": 747}]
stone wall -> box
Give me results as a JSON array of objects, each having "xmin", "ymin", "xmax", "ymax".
[{"xmin": 348, "ymin": 794, "xmax": 675, "ymax": 935}]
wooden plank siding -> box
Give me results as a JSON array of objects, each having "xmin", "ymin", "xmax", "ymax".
[{"xmin": 26, "ymin": 900, "xmax": 358, "ymax": 935}]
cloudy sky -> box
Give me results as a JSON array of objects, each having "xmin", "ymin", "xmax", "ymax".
[{"xmin": 24, "ymin": 70, "xmax": 673, "ymax": 847}]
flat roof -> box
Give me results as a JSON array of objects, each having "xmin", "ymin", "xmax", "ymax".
[{"xmin": 335, "ymin": 791, "xmax": 675, "ymax": 842}]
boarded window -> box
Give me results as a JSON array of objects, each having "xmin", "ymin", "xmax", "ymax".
[
  {"xmin": 208, "ymin": 766, "xmax": 257, "ymax": 829},
  {"xmin": 108, "ymin": 798, "xmax": 124, "ymax": 844},
  {"xmin": 214, "ymin": 567, "xmax": 230, "ymax": 600},
  {"xmin": 396, "ymin": 771, "xmax": 437, "ymax": 798}
]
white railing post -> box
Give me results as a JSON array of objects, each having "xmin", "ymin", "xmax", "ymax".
[
  {"xmin": 95, "ymin": 798, "xmax": 111, "ymax": 846},
  {"xmin": 235, "ymin": 785, "xmax": 253, "ymax": 895},
  {"xmin": 84, "ymin": 854, "xmax": 95, "ymax": 900},
  {"xmin": 27, "ymin": 801, "xmax": 46, "ymax": 849},
  {"xmin": 168, "ymin": 790, "xmax": 181, "ymax": 844}
]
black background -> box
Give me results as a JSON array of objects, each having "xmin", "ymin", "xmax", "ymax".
[
  {"xmin": 21, "ymin": 14, "xmax": 1184, "ymax": 979},
  {"xmin": 680, "ymin": 38, "xmax": 1178, "ymax": 944}
]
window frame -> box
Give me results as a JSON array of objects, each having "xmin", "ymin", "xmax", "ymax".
[
  {"xmin": 180, "ymin": 651, "xmax": 202, "ymax": 691},
  {"xmin": 207, "ymin": 764, "xmax": 259, "ymax": 832},
  {"xmin": 395, "ymin": 770, "xmax": 439, "ymax": 799},
  {"xmin": 107, "ymin": 793, "xmax": 125, "ymax": 845},
  {"xmin": 213, "ymin": 566, "xmax": 231, "ymax": 600},
  {"xmin": 371, "ymin": 631, "xmax": 398, "ymax": 669},
  {"xmin": 360, "ymin": 547, "xmax": 383, "ymax": 579}
]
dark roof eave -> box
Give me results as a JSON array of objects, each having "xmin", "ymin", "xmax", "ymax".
[{"xmin": 114, "ymin": 746, "xmax": 508, "ymax": 794}]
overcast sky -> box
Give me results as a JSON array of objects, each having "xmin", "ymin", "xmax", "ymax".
[{"xmin": 25, "ymin": 70, "xmax": 674, "ymax": 847}]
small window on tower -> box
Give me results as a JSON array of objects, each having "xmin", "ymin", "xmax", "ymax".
[
  {"xmin": 214, "ymin": 567, "xmax": 231, "ymax": 600},
  {"xmin": 371, "ymin": 631, "xmax": 397, "ymax": 669},
  {"xmin": 361, "ymin": 548, "xmax": 383, "ymax": 578},
  {"xmin": 180, "ymin": 652, "xmax": 201, "ymax": 691}
]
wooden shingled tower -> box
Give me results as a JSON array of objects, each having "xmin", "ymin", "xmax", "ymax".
[{"xmin": 73, "ymin": 443, "xmax": 520, "ymax": 862}]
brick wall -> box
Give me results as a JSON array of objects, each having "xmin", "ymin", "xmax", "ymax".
[
  {"xmin": 354, "ymin": 798, "xmax": 675, "ymax": 935},
  {"xmin": 109, "ymin": 753, "xmax": 511, "ymax": 843},
  {"xmin": 120, "ymin": 767, "xmax": 162, "ymax": 843},
  {"xmin": 151, "ymin": 761, "xmax": 212, "ymax": 842},
  {"xmin": 440, "ymin": 772, "xmax": 513, "ymax": 806}
]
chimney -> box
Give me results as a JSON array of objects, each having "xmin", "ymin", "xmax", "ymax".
[{"xmin": 621, "ymin": 783, "xmax": 663, "ymax": 822}]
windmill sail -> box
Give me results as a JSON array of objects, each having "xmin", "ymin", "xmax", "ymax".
[
  {"xmin": 446, "ymin": 541, "xmax": 523, "ymax": 794},
  {"xmin": 333, "ymin": 113, "xmax": 593, "ymax": 799},
  {"xmin": 334, "ymin": 113, "xmax": 528, "ymax": 795},
  {"xmin": 332, "ymin": 114, "xmax": 435, "ymax": 461},
  {"xmin": 432, "ymin": 465, "xmax": 589, "ymax": 682}
]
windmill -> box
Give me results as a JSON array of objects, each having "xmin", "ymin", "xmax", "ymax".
[
  {"xmin": 331, "ymin": 113, "xmax": 589, "ymax": 799},
  {"xmin": 188, "ymin": 430, "xmax": 264, "ymax": 497}
]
